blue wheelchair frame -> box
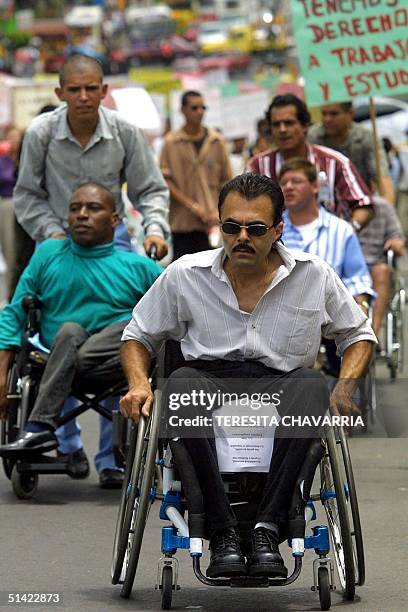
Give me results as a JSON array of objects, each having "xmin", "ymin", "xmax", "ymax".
[{"xmin": 111, "ymin": 393, "xmax": 365, "ymax": 611}]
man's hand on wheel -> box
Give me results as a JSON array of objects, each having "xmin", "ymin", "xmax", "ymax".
[
  {"xmin": 120, "ymin": 384, "xmax": 154, "ymax": 423},
  {"xmin": 330, "ymin": 380, "xmax": 360, "ymax": 417},
  {"xmin": 144, "ymin": 235, "xmax": 168, "ymax": 260}
]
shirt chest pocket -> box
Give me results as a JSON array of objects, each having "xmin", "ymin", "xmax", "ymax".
[{"xmin": 265, "ymin": 304, "xmax": 320, "ymax": 356}]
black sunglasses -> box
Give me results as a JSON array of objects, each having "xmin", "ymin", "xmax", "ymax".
[
  {"xmin": 220, "ymin": 221, "xmax": 274, "ymax": 237},
  {"xmin": 190, "ymin": 105, "xmax": 207, "ymax": 111}
]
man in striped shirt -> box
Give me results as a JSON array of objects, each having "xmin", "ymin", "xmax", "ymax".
[
  {"xmin": 280, "ymin": 158, "xmax": 375, "ymax": 374},
  {"xmin": 248, "ymin": 94, "xmax": 373, "ymax": 230},
  {"xmin": 120, "ymin": 173, "xmax": 376, "ymax": 580}
]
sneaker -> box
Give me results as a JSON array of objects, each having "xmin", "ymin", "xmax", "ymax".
[
  {"xmin": 57, "ymin": 448, "xmax": 90, "ymax": 479},
  {"xmin": 206, "ymin": 527, "xmax": 247, "ymax": 578},
  {"xmin": 247, "ymin": 527, "xmax": 288, "ymax": 578}
]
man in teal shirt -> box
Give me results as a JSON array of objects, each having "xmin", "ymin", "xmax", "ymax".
[{"xmin": 0, "ymin": 182, "xmax": 162, "ymax": 485}]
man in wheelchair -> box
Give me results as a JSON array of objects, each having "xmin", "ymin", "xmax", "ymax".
[
  {"xmin": 120, "ymin": 173, "xmax": 376, "ymax": 579},
  {"xmin": 0, "ymin": 182, "xmax": 162, "ymax": 486}
]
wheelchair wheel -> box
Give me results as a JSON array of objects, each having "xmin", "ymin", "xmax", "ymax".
[
  {"xmin": 321, "ymin": 427, "xmax": 356, "ymax": 600},
  {"xmin": 386, "ymin": 311, "xmax": 398, "ymax": 380},
  {"xmin": 337, "ymin": 427, "xmax": 365, "ymax": 586},
  {"xmin": 397, "ymin": 281, "xmax": 405, "ymax": 372},
  {"xmin": 1, "ymin": 369, "xmax": 29, "ymax": 480},
  {"xmin": 318, "ymin": 566, "xmax": 331, "ymax": 611},
  {"xmin": 161, "ymin": 565, "xmax": 173, "ymax": 610},
  {"xmin": 111, "ymin": 420, "xmax": 139, "ymax": 584},
  {"xmin": 1, "ymin": 363, "xmax": 19, "ymax": 478},
  {"xmin": 386, "ymin": 276, "xmax": 405, "ymax": 380},
  {"xmin": 11, "ymin": 465, "xmax": 38, "ymax": 500},
  {"xmin": 120, "ymin": 394, "xmax": 162, "ymax": 599}
]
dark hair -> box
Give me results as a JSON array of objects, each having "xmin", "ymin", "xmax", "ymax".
[
  {"xmin": 256, "ymin": 117, "xmax": 270, "ymax": 136},
  {"xmin": 73, "ymin": 181, "xmax": 116, "ymax": 211},
  {"xmin": 218, "ymin": 173, "xmax": 284, "ymax": 225},
  {"xmin": 266, "ymin": 94, "xmax": 311, "ymax": 126},
  {"xmin": 181, "ymin": 90, "xmax": 202, "ymax": 107},
  {"xmin": 382, "ymin": 136, "xmax": 392, "ymax": 154},
  {"xmin": 338, "ymin": 101, "xmax": 353, "ymax": 112},
  {"xmin": 59, "ymin": 54, "xmax": 104, "ymax": 87},
  {"xmin": 279, "ymin": 158, "xmax": 317, "ymax": 182}
]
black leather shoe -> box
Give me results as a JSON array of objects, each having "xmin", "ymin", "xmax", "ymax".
[
  {"xmin": 99, "ymin": 468, "xmax": 124, "ymax": 489},
  {"xmin": 247, "ymin": 528, "xmax": 288, "ymax": 578},
  {"xmin": 57, "ymin": 448, "xmax": 90, "ymax": 479},
  {"xmin": 206, "ymin": 527, "xmax": 247, "ymax": 578},
  {"xmin": 0, "ymin": 430, "xmax": 58, "ymax": 458}
]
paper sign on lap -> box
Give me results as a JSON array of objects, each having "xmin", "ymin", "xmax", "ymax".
[{"xmin": 213, "ymin": 400, "xmax": 280, "ymax": 473}]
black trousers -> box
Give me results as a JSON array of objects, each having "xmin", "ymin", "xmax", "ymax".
[
  {"xmin": 166, "ymin": 361, "xmax": 329, "ymax": 537},
  {"xmin": 172, "ymin": 231, "xmax": 210, "ymax": 261}
]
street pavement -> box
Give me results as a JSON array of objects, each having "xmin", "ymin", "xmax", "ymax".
[{"xmin": 1, "ymin": 267, "xmax": 408, "ymax": 612}]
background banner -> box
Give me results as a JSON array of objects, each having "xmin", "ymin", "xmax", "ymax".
[{"xmin": 290, "ymin": 0, "xmax": 408, "ymax": 105}]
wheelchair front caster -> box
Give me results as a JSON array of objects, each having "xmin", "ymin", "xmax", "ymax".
[
  {"xmin": 161, "ymin": 565, "xmax": 173, "ymax": 610},
  {"xmin": 11, "ymin": 465, "xmax": 38, "ymax": 500},
  {"xmin": 318, "ymin": 566, "xmax": 331, "ymax": 610}
]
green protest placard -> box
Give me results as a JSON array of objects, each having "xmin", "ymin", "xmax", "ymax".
[{"xmin": 290, "ymin": 0, "xmax": 408, "ymax": 105}]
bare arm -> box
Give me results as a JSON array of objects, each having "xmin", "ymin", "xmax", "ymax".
[
  {"xmin": 120, "ymin": 340, "xmax": 154, "ymax": 423},
  {"xmin": 330, "ymin": 340, "xmax": 374, "ymax": 416},
  {"xmin": 0, "ymin": 350, "xmax": 14, "ymax": 420},
  {"xmin": 350, "ymin": 205, "xmax": 374, "ymax": 229},
  {"xmin": 384, "ymin": 238, "xmax": 406, "ymax": 256}
]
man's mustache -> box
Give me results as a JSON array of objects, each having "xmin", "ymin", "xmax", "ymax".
[{"xmin": 233, "ymin": 243, "xmax": 255, "ymax": 253}]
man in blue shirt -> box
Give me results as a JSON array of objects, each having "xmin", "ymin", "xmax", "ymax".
[
  {"xmin": 0, "ymin": 183, "xmax": 162, "ymax": 487},
  {"xmin": 280, "ymin": 158, "xmax": 374, "ymax": 374}
]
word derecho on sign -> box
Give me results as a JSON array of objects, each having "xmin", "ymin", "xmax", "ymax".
[{"xmin": 291, "ymin": 0, "xmax": 408, "ymax": 104}]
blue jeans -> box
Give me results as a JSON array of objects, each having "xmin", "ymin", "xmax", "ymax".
[{"xmin": 55, "ymin": 222, "xmax": 131, "ymax": 472}]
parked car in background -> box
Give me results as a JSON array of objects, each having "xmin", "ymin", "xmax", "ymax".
[
  {"xmin": 173, "ymin": 52, "xmax": 251, "ymax": 78},
  {"xmin": 197, "ymin": 21, "xmax": 229, "ymax": 55},
  {"xmin": 199, "ymin": 53, "xmax": 251, "ymax": 76},
  {"xmin": 125, "ymin": 4, "xmax": 196, "ymax": 65}
]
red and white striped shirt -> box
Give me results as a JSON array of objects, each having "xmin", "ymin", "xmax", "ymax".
[{"xmin": 248, "ymin": 143, "xmax": 372, "ymax": 220}]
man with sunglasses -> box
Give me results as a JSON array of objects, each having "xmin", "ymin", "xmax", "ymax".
[
  {"xmin": 120, "ymin": 172, "xmax": 376, "ymax": 580},
  {"xmin": 160, "ymin": 90, "xmax": 232, "ymax": 260}
]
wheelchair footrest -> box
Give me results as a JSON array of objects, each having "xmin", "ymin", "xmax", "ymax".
[
  {"xmin": 229, "ymin": 576, "xmax": 270, "ymax": 588},
  {"xmin": 17, "ymin": 457, "xmax": 69, "ymax": 475}
]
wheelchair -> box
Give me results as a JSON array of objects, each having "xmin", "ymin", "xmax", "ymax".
[
  {"xmin": 1, "ymin": 296, "xmax": 127, "ymax": 499},
  {"xmin": 383, "ymin": 250, "xmax": 405, "ymax": 380},
  {"xmin": 111, "ymin": 344, "xmax": 365, "ymax": 611}
]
